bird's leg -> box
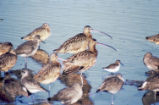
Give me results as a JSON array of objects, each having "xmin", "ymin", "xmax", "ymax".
[
  {"xmin": 80, "ymin": 73, "xmax": 84, "ymax": 87},
  {"xmin": 25, "ymin": 57, "xmax": 27, "ymax": 68},
  {"xmin": 154, "ymin": 91, "xmax": 156, "ymax": 105},
  {"xmin": 111, "ymin": 94, "xmax": 114, "ymax": 105}
]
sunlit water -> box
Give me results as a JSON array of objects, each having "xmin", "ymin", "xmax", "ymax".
[{"xmin": 0, "ymin": 0, "xmax": 159, "ymax": 105}]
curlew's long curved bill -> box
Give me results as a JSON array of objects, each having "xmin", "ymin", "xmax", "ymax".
[
  {"xmin": 97, "ymin": 42, "xmax": 117, "ymax": 51},
  {"xmin": 91, "ymin": 29, "xmax": 112, "ymax": 39}
]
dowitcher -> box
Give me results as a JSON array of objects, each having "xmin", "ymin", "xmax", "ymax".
[
  {"xmin": 96, "ymin": 73, "xmax": 124, "ymax": 105},
  {"xmin": 138, "ymin": 75, "xmax": 159, "ymax": 103},
  {"xmin": 103, "ymin": 60, "xmax": 123, "ymax": 74},
  {"xmin": 0, "ymin": 49, "xmax": 17, "ymax": 73},
  {"xmin": 0, "ymin": 42, "xmax": 13, "ymax": 56},
  {"xmin": 143, "ymin": 52, "xmax": 159, "ymax": 71},
  {"xmin": 34, "ymin": 53, "xmax": 61, "ymax": 96},
  {"xmin": 21, "ymin": 23, "xmax": 51, "ymax": 42},
  {"xmin": 54, "ymin": 25, "xmax": 112, "ymax": 54},
  {"xmin": 15, "ymin": 35, "xmax": 41, "ymax": 68},
  {"xmin": 30, "ymin": 49, "xmax": 49, "ymax": 66},
  {"xmin": 146, "ymin": 34, "xmax": 159, "ymax": 44},
  {"xmin": 48, "ymin": 83, "xmax": 83, "ymax": 105}
]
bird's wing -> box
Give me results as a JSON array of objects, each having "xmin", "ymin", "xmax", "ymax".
[{"xmin": 15, "ymin": 41, "xmax": 35, "ymax": 55}]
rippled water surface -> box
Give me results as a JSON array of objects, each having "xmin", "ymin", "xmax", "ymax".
[{"xmin": 0, "ymin": 0, "xmax": 159, "ymax": 105}]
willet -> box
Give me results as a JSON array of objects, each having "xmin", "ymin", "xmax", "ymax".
[
  {"xmin": 34, "ymin": 53, "xmax": 61, "ymax": 96},
  {"xmin": 54, "ymin": 25, "xmax": 112, "ymax": 54},
  {"xmin": 0, "ymin": 42, "xmax": 13, "ymax": 56},
  {"xmin": 48, "ymin": 83, "xmax": 83, "ymax": 105},
  {"xmin": 143, "ymin": 52, "xmax": 159, "ymax": 71},
  {"xmin": 15, "ymin": 35, "xmax": 41, "ymax": 68},
  {"xmin": 102, "ymin": 60, "xmax": 123, "ymax": 74},
  {"xmin": 30, "ymin": 49, "xmax": 49, "ymax": 66},
  {"xmin": 146, "ymin": 34, "xmax": 159, "ymax": 44},
  {"xmin": 21, "ymin": 23, "xmax": 51, "ymax": 42},
  {"xmin": 20, "ymin": 69, "xmax": 48, "ymax": 94},
  {"xmin": 96, "ymin": 73, "xmax": 124, "ymax": 105}
]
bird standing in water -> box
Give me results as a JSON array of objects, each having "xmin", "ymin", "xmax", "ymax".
[
  {"xmin": 54, "ymin": 25, "xmax": 112, "ymax": 54},
  {"xmin": 20, "ymin": 69, "xmax": 47, "ymax": 94},
  {"xmin": 96, "ymin": 73, "xmax": 124, "ymax": 105},
  {"xmin": 34, "ymin": 53, "xmax": 61, "ymax": 97},
  {"xmin": 0, "ymin": 48, "xmax": 17, "ymax": 75},
  {"xmin": 62, "ymin": 38, "xmax": 116, "ymax": 75},
  {"xmin": 48, "ymin": 83, "xmax": 83, "ymax": 105},
  {"xmin": 15, "ymin": 35, "xmax": 41, "ymax": 68},
  {"xmin": 62, "ymin": 39, "xmax": 98, "ymax": 75},
  {"xmin": 2, "ymin": 73, "xmax": 29, "ymax": 99},
  {"xmin": 21, "ymin": 23, "xmax": 51, "ymax": 42},
  {"xmin": 103, "ymin": 60, "xmax": 123, "ymax": 74},
  {"xmin": 0, "ymin": 42, "xmax": 13, "ymax": 56},
  {"xmin": 138, "ymin": 74, "xmax": 159, "ymax": 104},
  {"xmin": 143, "ymin": 52, "xmax": 159, "ymax": 71}
]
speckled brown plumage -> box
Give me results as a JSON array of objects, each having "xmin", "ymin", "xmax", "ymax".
[
  {"xmin": 62, "ymin": 39, "xmax": 97, "ymax": 74},
  {"xmin": 146, "ymin": 34, "xmax": 159, "ymax": 44},
  {"xmin": 143, "ymin": 52, "xmax": 159, "ymax": 71},
  {"xmin": 0, "ymin": 50, "xmax": 17, "ymax": 72},
  {"xmin": 96, "ymin": 74, "xmax": 124, "ymax": 94},
  {"xmin": 30, "ymin": 49, "xmax": 49, "ymax": 66},
  {"xmin": 54, "ymin": 25, "xmax": 93, "ymax": 54},
  {"xmin": 0, "ymin": 42, "xmax": 13, "ymax": 56},
  {"xmin": 34, "ymin": 53, "xmax": 61, "ymax": 84},
  {"xmin": 48, "ymin": 83, "xmax": 83, "ymax": 105},
  {"xmin": 21, "ymin": 23, "xmax": 51, "ymax": 41}
]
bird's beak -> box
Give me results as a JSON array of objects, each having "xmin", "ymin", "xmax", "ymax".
[
  {"xmin": 91, "ymin": 28, "xmax": 112, "ymax": 39},
  {"xmin": 96, "ymin": 42, "xmax": 117, "ymax": 51}
]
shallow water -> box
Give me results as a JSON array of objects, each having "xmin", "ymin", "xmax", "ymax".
[{"xmin": 0, "ymin": 0, "xmax": 159, "ymax": 105}]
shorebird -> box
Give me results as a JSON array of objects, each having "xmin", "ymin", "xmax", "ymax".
[
  {"xmin": 138, "ymin": 75, "xmax": 159, "ymax": 103},
  {"xmin": 96, "ymin": 73, "xmax": 124, "ymax": 105},
  {"xmin": 62, "ymin": 39, "xmax": 116, "ymax": 75},
  {"xmin": 143, "ymin": 52, "xmax": 159, "ymax": 71},
  {"xmin": 30, "ymin": 49, "xmax": 49, "ymax": 66},
  {"xmin": 62, "ymin": 39, "xmax": 98, "ymax": 75},
  {"xmin": 3, "ymin": 73, "xmax": 28, "ymax": 99},
  {"xmin": 20, "ymin": 69, "xmax": 48, "ymax": 94},
  {"xmin": 54, "ymin": 25, "xmax": 112, "ymax": 54},
  {"xmin": 146, "ymin": 34, "xmax": 159, "ymax": 44},
  {"xmin": 142, "ymin": 91, "xmax": 159, "ymax": 105},
  {"xmin": 48, "ymin": 83, "xmax": 83, "ymax": 105},
  {"xmin": 59, "ymin": 73, "xmax": 92, "ymax": 97},
  {"xmin": 0, "ymin": 49, "xmax": 17, "ymax": 73},
  {"xmin": 15, "ymin": 35, "xmax": 41, "ymax": 68},
  {"xmin": 0, "ymin": 42, "xmax": 13, "ymax": 56},
  {"xmin": 102, "ymin": 60, "xmax": 123, "ymax": 74},
  {"xmin": 34, "ymin": 53, "xmax": 61, "ymax": 96},
  {"xmin": 21, "ymin": 23, "xmax": 51, "ymax": 42}
]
